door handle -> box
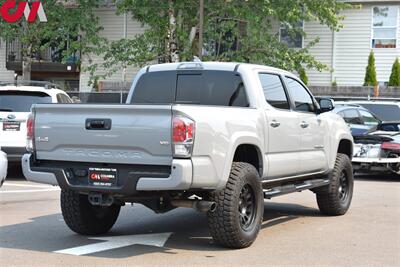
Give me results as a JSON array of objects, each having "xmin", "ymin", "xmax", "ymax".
[
  {"xmin": 270, "ymin": 120, "xmax": 281, "ymax": 128},
  {"xmin": 85, "ymin": 118, "xmax": 112, "ymax": 130},
  {"xmin": 300, "ymin": 121, "xmax": 309, "ymax": 128}
]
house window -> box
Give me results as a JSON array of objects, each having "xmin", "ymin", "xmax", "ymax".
[
  {"xmin": 279, "ymin": 21, "xmax": 304, "ymax": 48},
  {"xmin": 372, "ymin": 6, "xmax": 398, "ymax": 48}
]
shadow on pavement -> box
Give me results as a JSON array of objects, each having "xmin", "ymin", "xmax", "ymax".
[{"xmin": 0, "ymin": 201, "xmax": 322, "ymax": 258}]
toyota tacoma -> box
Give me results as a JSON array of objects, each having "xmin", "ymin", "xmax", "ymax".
[{"xmin": 22, "ymin": 62, "xmax": 354, "ymax": 248}]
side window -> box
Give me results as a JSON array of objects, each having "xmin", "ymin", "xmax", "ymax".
[
  {"xmin": 343, "ymin": 109, "xmax": 363, "ymax": 125},
  {"xmin": 259, "ymin": 73, "xmax": 290, "ymax": 110},
  {"xmin": 359, "ymin": 110, "xmax": 380, "ymax": 126},
  {"xmin": 285, "ymin": 77, "xmax": 315, "ymax": 112}
]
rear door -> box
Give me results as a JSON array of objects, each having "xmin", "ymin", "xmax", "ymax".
[
  {"xmin": 0, "ymin": 90, "xmax": 52, "ymax": 148},
  {"xmin": 259, "ymin": 73, "xmax": 300, "ymax": 178},
  {"xmin": 284, "ymin": 77, "xmax": 327, "ymax": 174}
]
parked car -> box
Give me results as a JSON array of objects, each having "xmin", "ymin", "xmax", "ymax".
[
  {"xmin": 333, "ymin": 103, "xmax": 381, "ymax": 135},
  {"xmin": 22, "ymin": 62, "xmax": 354, "ymax": 248},
  {"xmin": 0, "ymin": 81, "xmax": 72, "ymax": 164},
  {"xmin": 0, "ymin": 149, "xmax": 7, "ymax": 187},
  {"xmin": 353, "ymin": 131, "xmax": 400, "ymax": 175},
  {"xmin": 345, "ymin": 101, "xmax": 400, "ymax": 122}
]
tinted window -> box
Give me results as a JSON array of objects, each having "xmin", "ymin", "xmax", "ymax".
[
  {"xmin": 131, "ymin": 71, "xmax": 176, "ymax": 104},
  {"xmin": 343, "ymin": 109, "xmax": 362, "ymax": 124},
  {"xmin": 132, "ymin": 70, "xmax": 248, "ymax": 107},
  {"xmin": 176, "ymin": 71, "xmax": 248, "ymax": 107},
  {"xmin": 359, "ymin": 110, "xmax": 380, "ymax": 126},
  {"xmin": 358, "ymin": 104, "xmax": 400, "ymax": 121},
  {"xmin": 0, "ymin": 91, "xmax": 52, "ymax": 112},
  {"xmin": 285, "ymin": 77, "xmax": 315, "ymax": 112},
  {"xmin": 259, "ymin": 73, "xmax": 290, "ymax": 109}
]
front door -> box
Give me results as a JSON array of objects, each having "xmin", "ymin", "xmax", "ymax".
[
  {"xmin": 258, "ymin": 72, "xmax": 301, "ymax": 178},
  {"xmin": 284, "ymin": 77, "xmax": 328, "ymax": 174}
]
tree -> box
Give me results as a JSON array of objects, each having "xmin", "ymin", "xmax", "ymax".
[
  {"xmin": 299, "ymin": 67, "xmax": 308, "ymax": 85},
  {"xmin": 363, "ymin": 50, "xmax": 378, "ymax": 86},
  {"xmin": 0, "ymin": 0, "xmax": 104, "ymax": 80},
  {"xmin": 388, "ymin": 57, "xmax": 400, "ymax": 86},
  {"xmin": 88, "ymin": 0, "xmax": 350, "ymax": 83}
]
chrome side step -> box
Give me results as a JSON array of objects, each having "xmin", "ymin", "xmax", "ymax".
[{"xmin": 263, "ymin": 178, "xmax": 330, "ymax": 199}]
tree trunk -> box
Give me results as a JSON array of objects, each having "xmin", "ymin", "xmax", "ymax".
[
  {"xmin": 22, "ymin": 55, "xmax": 32, "ymax": 80},
  {"xmin": 22, "ymin": 22, "xmax": 32, "ymax": 80},
  {"xmin": 167, "ymin": 0, "xmax": 179, "ymax": 63}
]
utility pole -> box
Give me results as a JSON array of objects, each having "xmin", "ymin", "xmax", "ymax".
[{"xmin": 198, "ymin": 0, "xmax": 204, "ymax": 59}]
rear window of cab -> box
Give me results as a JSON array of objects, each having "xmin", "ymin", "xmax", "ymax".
[{"xmin": 131, "ymin": 70, "xmax": 249, "ymax": 107}]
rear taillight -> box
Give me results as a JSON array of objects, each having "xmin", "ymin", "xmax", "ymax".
[
  {"xmin": 26, "ymin": 113, "xmax": 34, "ymax": 152},
  {"xmin": 381, "ymin": 142, "xmax": 400, "ymax": 151},
  {"xmin": 172, "ymin": 115, "xmax": 195, "ymax": 158}
]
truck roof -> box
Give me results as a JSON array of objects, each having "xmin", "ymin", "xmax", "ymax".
[{"xmin": 147, "ymin": 61, "xmax": 295, "ymax": 77}]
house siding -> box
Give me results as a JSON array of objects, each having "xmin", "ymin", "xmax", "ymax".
[
  {"xmin": 304, "ymin": 21, "xmax": 333, "ymax": 85},
  {"xmin": 79, "ymin": 8, "xmax": 145, "ymax": 92},
  {"xmin": 334, "ymin": 3, "xmax": 400, "ymax": 86},
  {"xmin": 81, "ymin": 2, "xmax": 400, "ymax": 90},
  {"xmin": 0, "ymin": 40, "xmax": 14, "ymax": 81}
]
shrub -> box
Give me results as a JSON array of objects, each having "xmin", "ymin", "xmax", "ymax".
[
  {"xmin": 388, "ymin": 58, "xmax": 400, "ymax": 86},
  {"xmin": 299, "ymin": 67, "xmax": 308, "ymax": 85},
  {"xmin": 363, "ymin": 51, "xmax": 378, "ymax": 86}
]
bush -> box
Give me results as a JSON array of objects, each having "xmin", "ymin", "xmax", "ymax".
[
  {"xmin": 363, "ymin": 51, "xmax": 378, "ymax": 86},
  {"xmin": 299, "ymin": 68, "xmax": 308, "ymax": 85},
  {"xmin": 388, "ymin": 58, "xmax": 400, "ymax": 86}
]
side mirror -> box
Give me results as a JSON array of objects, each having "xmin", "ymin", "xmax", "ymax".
[{"xmin": 318, "ymin": 98, "xmax": 335, "ymax": 113}]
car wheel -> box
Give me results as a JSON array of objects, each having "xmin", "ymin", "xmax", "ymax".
[
  {"xmin": 207, "ymin": 162, "xmax": 264, "ymax": 248},
  {"xmin": 316, "ymin": 153, "xmax": 354, "ymax": 215},
  {"xmin": 61, "ymin": 189, "xmax": 120, "ymax": 235}
]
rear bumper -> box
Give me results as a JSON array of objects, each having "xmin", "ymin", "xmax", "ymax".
[
  {"xmin": 21, "ymin": 154, "xmax": 193, "ymax": 194},
  {"xmin": 352, "ymin": 157, "xmax": 400, "ymax": 173},
  {"xmin": 2, "ymin": 147, "xmax": 26, "ymax": 163},
  {"xmin": 352, "ymin": 157, "xmax": 400, "ymax": 164}
]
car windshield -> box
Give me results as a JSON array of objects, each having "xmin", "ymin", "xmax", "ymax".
[
  {"xmin": 0, "ymin": 91, "xmax": 52, "ymax": 112},
  {"xmin": 359, "ymin": 103, "xmax": 400, "ymax": 121}
]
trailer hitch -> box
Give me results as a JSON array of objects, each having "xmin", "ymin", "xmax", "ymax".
[{"xmin": 88, "ymin": 192, "xmax": 114, "ymax": 207}]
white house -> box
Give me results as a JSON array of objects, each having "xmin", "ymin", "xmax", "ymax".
[{"xmin": 1, "ymin": 1, "xmax": 399, "ymax": 91}]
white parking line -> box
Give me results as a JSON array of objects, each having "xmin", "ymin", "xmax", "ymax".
[
  {"xmin": 54, "ymin": 233, "xmax": 172, "ymax": 256},
  {"xmin": 0, "ymin": 188, "xmax": 60, "ymax": 193},
  {"xmin": 2, "ymin": 182, "xmax": 55, "ymax": 188}
]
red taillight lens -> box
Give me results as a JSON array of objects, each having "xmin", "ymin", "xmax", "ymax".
[
  {"xmin": 27, "ymin": 114, "xmax": 34, "ymax": 140},
  {"xmin": 172, "ymin": 116, "xmax": 195, "ymax": 158},
  {"xmin": 26, "ymin": 113, "xmax": 34, "ymax": 152},
  {"xmin": 381, "ymin": 142, "xmax": 400, "ymax": 151},
  {"xmin": 173, "ymin": 116, "xmax": 194, "ymax": 143}
]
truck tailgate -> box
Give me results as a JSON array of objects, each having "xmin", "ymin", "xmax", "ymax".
[{"xmin": 32, "ymin": 104, "xmax": 172, "ymax": 165}]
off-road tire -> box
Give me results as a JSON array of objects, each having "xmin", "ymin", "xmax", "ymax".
[
  {"xmin": 316, "ymin": 153, "xmax": 353, "ymax": 215},
  {"xmin": 207, "ymin": 162, "xmax": 264, "ymax": 248},
  {"xmin": 61, "ymin": 189, "xmax": 121, "ymax": 235}
]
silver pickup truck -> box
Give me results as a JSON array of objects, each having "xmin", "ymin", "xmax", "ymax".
[{"xmin": 23, "ymin": 62, "xmax": 354, "ymax": 248}]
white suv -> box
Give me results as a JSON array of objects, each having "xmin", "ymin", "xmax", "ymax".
[{"xmin": 0, "ymin": 81, "xmax": 72, "ymax": 164}]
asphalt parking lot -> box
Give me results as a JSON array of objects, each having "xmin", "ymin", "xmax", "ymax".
[{"xmin": 0, "ymin": 166, "xmax": 399, "ymax": 267}]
